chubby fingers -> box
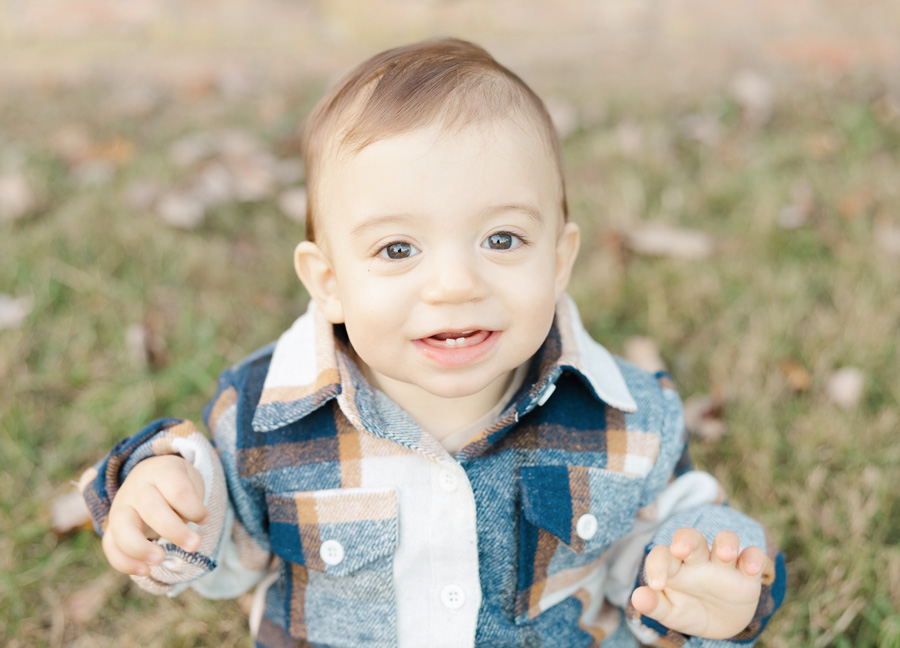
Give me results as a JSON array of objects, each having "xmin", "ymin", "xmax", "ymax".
[
  {"xmin": 103, "ymin": 505, "xmax": 163, "ymax": 576},
  {"xmin": 135, "ymin": 482, "xmax": 203, "ymax": 552},
  {"xmin": 643, "ymin": 542, "xmax": 682, "ymax": 591},
  {"xmin": 669, "ymin": 527, "xmax": 712, "ymax": 566},
  {"xmin": 737, "ymin": 545, "xmax": 767, "ymax": 577}
]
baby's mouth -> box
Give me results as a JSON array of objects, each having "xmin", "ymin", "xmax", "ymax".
[{"xmin": 421, "ymin": 330, "xmax": 491, "ymax": 348}]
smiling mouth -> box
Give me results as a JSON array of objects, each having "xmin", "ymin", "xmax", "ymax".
[{"xmin": 420, "ymin": 330, "xmax": 492, "ymax": 348}]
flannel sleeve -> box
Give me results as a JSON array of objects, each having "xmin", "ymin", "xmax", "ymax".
[
  {"xmin": 609, "ymin": 376, "xmax": 787, "ymax": 647},
  {"xmin": 79, "ymin": 366, "xmax": 272, "ymax": 598}
]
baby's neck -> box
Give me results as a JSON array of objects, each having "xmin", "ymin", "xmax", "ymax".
[{"xmin": 360, "ymin": 363, "xmax": 526, "ymax": 452}]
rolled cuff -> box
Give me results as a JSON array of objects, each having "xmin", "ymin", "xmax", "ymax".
[{"xmin": 79, "ymin": 418, "xmax": 229, "ymax": 594}]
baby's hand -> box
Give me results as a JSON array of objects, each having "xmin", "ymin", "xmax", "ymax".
[
  {"xmin": 631, "ymin": 528, "xmax": 765, "ymax": 640},
  {"xmin": 102, "ymin": 455, "xmax": 207, "ymax": 577}
]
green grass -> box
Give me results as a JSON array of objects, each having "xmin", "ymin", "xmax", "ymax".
[{"xmin": 2, "ymin": 71, "xmax": 899, "ymax": 647}]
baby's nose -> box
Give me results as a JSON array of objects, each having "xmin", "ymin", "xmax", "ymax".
[{"xmin": 420, "ymin": 253, "xmax": 486, "ymax": 304}]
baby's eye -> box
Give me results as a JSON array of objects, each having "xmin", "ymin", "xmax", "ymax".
[
  {"xmin": 378, "ymin": 241, "xmax": 420, "ymax": 260},
  {"xmin": 482, "ymin": 232, "xmax": 523, "ymax": 250}
]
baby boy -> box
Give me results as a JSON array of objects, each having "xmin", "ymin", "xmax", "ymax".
[{"xmin": 81, "ymin": 38, "xmax": 785, "ymax": 647}]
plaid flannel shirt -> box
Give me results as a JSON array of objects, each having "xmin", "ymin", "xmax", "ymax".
[{"xmin": 81, "ymin": 295, "xmax": 785, "ymax": 647}]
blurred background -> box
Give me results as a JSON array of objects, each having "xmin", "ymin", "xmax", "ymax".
[{"xmin": 2, "ymin": 1, "xmax": 899, "ymax": 646}]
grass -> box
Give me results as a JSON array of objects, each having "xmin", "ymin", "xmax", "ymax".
[{"xmin": 1, "ymin": 68, "xmax": 899, "ymax": 647}]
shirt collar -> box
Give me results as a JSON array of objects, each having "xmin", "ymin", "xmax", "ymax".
[{"xmin": 250, "ymin": 295, "xmax": 636, "ymax": 434}]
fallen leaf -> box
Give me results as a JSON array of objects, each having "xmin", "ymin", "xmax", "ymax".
[
  {"xmin": 0, "ymin": 294, "xmax": 33, "ymax": 329},
  {"xmin": 806, "ymin": 130, "xmax": 842, "ymax": 158},
  {"xmin": 616, "ymin": 119, "xmax": 644, "ymax": 157},
  {"xmin": 623, "ymin": 336, "xmax": 665, "ymax": 373},
  {"xmin": 126, "ymin": 318, "xmax": 168, "ymax": 370},
  {"xmin": 678, "ymin": 112, "xmax": 721, "ymax": 146},
  {"xmin": 874, "ymin": 217, "xmax": 900, "ymax": 256},
  {"xmin": 837, "ymin": 187, "xmax": 874, "ymax": 220},
  {"xmin": 50, "ymin": 489, "xmax": 92, "ymax": 535},
  {"xmin": 229, "ymin": 153, "xmax": 277, "ymax": 202},
  {"xmin": 124, "ymin": 179, "xmax": 161, "ymax": 210},
  {"xmin": 624, "ymin": 223, "xmax": 715, "ymax": 259},
  {"xmin": 169, "ymin": 132, "xmax": 214, "ymax": 168},
  {"xmin": 827, "ymin": 367, "xmax": 865, "ymax": 409},
  {"xmin": 545, "ymin": 96, "xmax": 579, "ymax": 140},
  {"xmin": 63, "ymin": 573, "xmax": 123, "ymax": 626},
  {"xmin": 683, "ymin": 391, "xmax": 726, "ymax": 442},
  {"xmin": 780, "ymin": 360, "xmax": 811, "ymax": 391},
  {"xmin": 157, "ymin": 192, "xmax": 205, "ymax": 229},
  {"xmin": 777, "ymin": 181, "xmax": 816, "ymax": 229},
  {"xmin": 278, "ymin": 187, "xmax": 308, "ymax": 225},
  {"xmin": 730, "ymin": 70, "xmax": 774, "ymax": 127},
  {"xmin": 0, "ymin": 172, "xmax": 38, "ymax": 221},
  {"xmin": 192, "ymin": 161, "xmax": 235, "ymax": 206}
]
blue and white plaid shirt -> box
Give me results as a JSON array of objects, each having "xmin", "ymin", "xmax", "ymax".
[{"xmin": 81, "ymin": 295, "xmax": 785, "ymax": 647}]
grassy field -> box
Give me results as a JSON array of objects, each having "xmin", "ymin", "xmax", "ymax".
[{"xmin": 1, "ymin": 64, "xmax": 899, "ymax": 647}]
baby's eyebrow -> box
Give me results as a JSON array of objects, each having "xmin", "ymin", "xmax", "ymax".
[
  {"xmin": 480, "ymin": 203, "xmax": 543, "ymax": 223},
  {"xmin": 350, "ymin": 213, "xmax": 417, "ymax": 240}
]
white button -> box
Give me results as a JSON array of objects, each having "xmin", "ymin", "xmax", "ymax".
[
  {"xmin": 575, "ymin": 514, "xmax": 598, "ymax": 540},
  {"xmin": 319, "ymin": 539, "xmax": 345, "ymax": 566},
  {"xmin": 439, "ymin": 469, "xmax": 458, "ymax": 492},
  {"xmin": 440, "ymin": 584, "xmax": 466, "ymax": 610}
]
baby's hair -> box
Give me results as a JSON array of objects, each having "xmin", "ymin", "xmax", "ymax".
[{"xmin": 300, "ymin": 37, "xmax": 567, "ymax": 242}]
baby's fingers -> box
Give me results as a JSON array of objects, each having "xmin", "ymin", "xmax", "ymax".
[
  {"xmin": 136, "ymin": 485, "xmax": 201, "ymax": 553},
  {"xmin": 711, "ymin": 530, "xmax": 740, "ymax": 567},
  {"xmin": 631, "ymin": 585, "xmax": 673, "ymax": 623},
  {"xmin": 103, "ymin": 506, "xmax": 162, "ymax": 575},
  {"xmin": 644, "ymin": 544, "xmax": 681, "ymax": 590},
  {"xmin": 670, "ymin": 527, "xmax": 711, "ymax": 566},
  {"xmin": 154, "ymin": 465, "xmax": 207, "ymax": 525},
  {"xmin": 737, "ymin": 545, "xmax": 767, "ymax": 577}
]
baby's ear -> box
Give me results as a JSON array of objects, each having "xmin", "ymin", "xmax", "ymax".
[
  {"xmin": 294, "ymin": 241, "xmax": 345, "ymax": 324},
  {"xmin": 554, "ymin": 221, "xmax": 581, "ymax": 299}
]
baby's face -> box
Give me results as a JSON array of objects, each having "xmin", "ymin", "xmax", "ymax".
[{"xmin": 305, "ymin": 117, "xmax": 579, "ymax": 401}]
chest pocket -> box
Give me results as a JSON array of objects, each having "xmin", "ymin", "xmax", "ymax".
[
  {"xmin": 515, "ymin": 465, "xmax": 644, "ymax": 623},
  {"xmin": 266, "ymin": 486, "xmax": 399, "ymax": 646}
]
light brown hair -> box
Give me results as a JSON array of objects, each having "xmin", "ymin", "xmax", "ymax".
[{"xmin": 300, "ymin": 38, "xmax": 568, "ymax": 242}]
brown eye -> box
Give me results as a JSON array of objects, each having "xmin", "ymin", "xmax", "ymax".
[
  {"xmin": 483, "ymin": 232, "xmax": 521, "ymax": 250},
  {"xmin": 379, "ymin": 241, "xmax": 419, "ymax": 259}
]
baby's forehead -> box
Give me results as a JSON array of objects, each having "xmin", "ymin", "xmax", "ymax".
[{"xmin": 323, "ymin": 111, "xmax": 557, "ymax": 176}]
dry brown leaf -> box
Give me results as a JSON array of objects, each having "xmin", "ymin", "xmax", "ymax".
[
  {"xmin": 63, "ymin": 572, "xmax": 123, "ymax": 626},
  {"xmin": 0, "ymin": 294, "xmax": 33, "ymax": 329},
  {"xmin": 731, "ymin": 70, "xmax": 774, "ymax": 127},
  {"xmin": 806, "ymin": 130, "xmax": 843, "ymax": 158},
  {"xmin": 616, "ymin": 120, "xmax": 644, "ymax": 158},
  {"xmin": 278, "ymin": 187, "xmax": 308, "ymax": 225},
  {"xmin": 838, "ymin": 188, "xmax": 875, "ymax": 219},
  {"xmin": 624, "ymin": 223, "xmax": 715, "ymax": 259},
  {"xmin": 780, "ymin": 360, "xmax": 811, "ymax": 391},
  {"xmin": 0, "ymin": 172, "xmax": 38, "ymax": 222},
  {"xmin": 778, "ymin": 181, "xmax": 816, "ymax": 229},
  {"xmin": 678, "ymin": 113, "xmax": 721, "ymax": 146},
  {"xmin": 874, "ymin": 217, "xmax": 900, "ymax": 256},
  {"xmin": 827, "ymin": 367, "xmax": 865, "ymax": 409},
  {"xmin": 623, "ymin": 336, "xmax": 665, "ymax": 373},
  {"xmin": 157, "ymin": 192, "xmax": 205, "ymax": 229},
  {"xmin": 50, "ymin": 489, "xmax": 92, "ymax": 535},
  {"xmin": 683, "ymin": 391, "xmax": 726, "ymax": 442},
  {"xmin": 545, "ymin": 96, "xmax": 579, "ymax": 140}
]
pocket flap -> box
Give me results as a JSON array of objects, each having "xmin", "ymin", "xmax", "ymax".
[
  {"xmin": 266, "ymin": 486, "xmax": 398, "ymax": 577},
  {"xmin": 519, "ymin": 465, "xmax": 642, "ymax": 553}
]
